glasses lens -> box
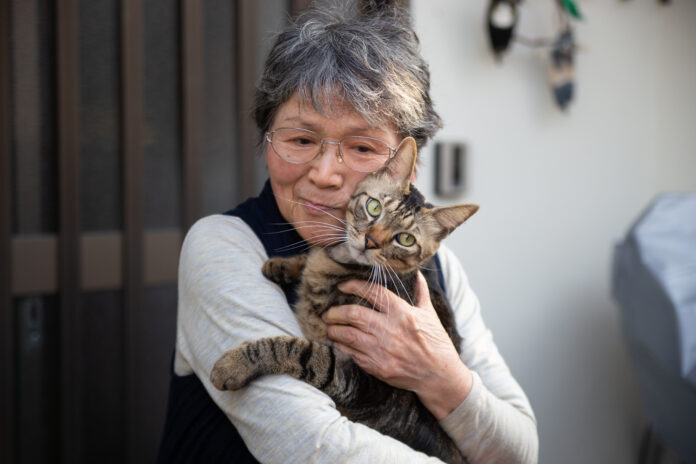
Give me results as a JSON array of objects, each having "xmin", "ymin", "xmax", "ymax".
[
  {"xmin": 270, "ymin": 128, "xmax": 321, "ymax": 164},
  {"xmin": 340, "ymin": 136, "xmax": 391, "ymax": 173}
]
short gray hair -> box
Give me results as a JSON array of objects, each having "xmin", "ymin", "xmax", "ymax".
[{"xmin": 253, "ymin": 1, "xmax": 442, "ymax": 150}]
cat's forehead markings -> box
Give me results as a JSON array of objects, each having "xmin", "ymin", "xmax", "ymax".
[
  {"xmin": 400, "ymin": 212, "xmax": 415, "ymax": 224},
  {"xmin": 350, "ymin": 191, "xmax": 368, "ymax": 200},
  {"xmin": 383, "ymin": 197, "xmax": 397, "ymax": 208}
]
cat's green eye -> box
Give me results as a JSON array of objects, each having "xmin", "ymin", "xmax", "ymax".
[
  {"xmin": 366, "ymin": 198, "xmax": 382, "ymax": 217},
  {"xmin": 396, "ymin": 233, "xmax": 415, "ymax": 247}
]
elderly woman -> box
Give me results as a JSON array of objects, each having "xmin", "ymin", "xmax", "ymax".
[{"xmin": 158, "ymin": 2, "xmax": 537, "ymax": 463}]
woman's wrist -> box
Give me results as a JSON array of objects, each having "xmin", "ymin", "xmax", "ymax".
[{"xmin": 416, "ymin": 360, "xmax": 473, "ymax": 420}]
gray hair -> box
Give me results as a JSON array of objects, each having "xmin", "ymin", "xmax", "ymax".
[{"xmin": 253, "ymin": 0, "xmax": 442, "ymax": 150}]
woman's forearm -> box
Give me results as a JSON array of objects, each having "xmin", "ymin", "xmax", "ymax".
[{"xmin": 415, "ymin": 358, "xmax": 473, "ymax": 420}]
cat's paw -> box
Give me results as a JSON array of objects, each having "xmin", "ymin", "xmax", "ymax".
[
  {"xmin": 210, "ymin": 343, "xmax": 259, "ymax": 391},
  {"xmin": 262, "ymin": 257, "xmax": 296, "ymax": 285}
]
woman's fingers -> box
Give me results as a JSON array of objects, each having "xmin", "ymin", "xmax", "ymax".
[
  {"xmin": 337, "ymin": 279, "xmax": 409, "ymax": 314},
  {"xmin": 323, "ymin": 304, "xmax": 384, "ymax": 333},
  {"xmin": 414, "ymin": 272, "xmax": 433, "ymax": 308},
  {"xmin": 325, "ymin": 315, "xmax": 374, "ymax": 344},
  {"xmin": 332, "ymin": 341, "xmax": 382, "ymax": 374},
  {"xmin": 338, "ymin": 273, "xmax": 433, "ymax": 312},
  {"xmin": 325, "ymin": 315, "xmax": 387, "ymax": 375}
]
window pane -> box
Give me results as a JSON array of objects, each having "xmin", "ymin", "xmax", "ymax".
[
  {"xmin": 143, "ymin": 0, "xmax": 182, "ymax": 229},
  {"xmin": 202, "ymin": 0, "xmax": 237, "ymax": 215},
  {"xmin": 10, "ymin": 0, "xmax": 57, "ymax": 234},
  {"xmin": 79, "ymin": 0, "xmax": 122, "ymax": 232},
  {"xmin": 15, "ymin": 294, "xmax": 60, "ymax": 462},
  {"xmin": 130, "ymin": 284, "xmax": 177, "ymax": 462},
  {"xmin": 252, "ymin": 0, "xmax": 290, "ymax": 190},
  {"xmin": 80, "ymin": 290, "xmax": 125, "ymax": 463}
]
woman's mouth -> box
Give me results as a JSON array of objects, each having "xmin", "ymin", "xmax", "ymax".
[{"xmin": 302, "ymin": 200, "xmax": 337, "ymax": 216}]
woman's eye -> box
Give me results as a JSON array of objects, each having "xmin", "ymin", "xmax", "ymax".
[
  {"xmin": 396, "ymin": 233, "xmax": 415, "ymax": 247},
  {"xmin": 293, "ymin": 137, "xmax": 315, "ymax": 146},
  {"xmin": 366, "ymin": 198, "xmax": 382, "ymax": 217},
  {"xmin": 354, "ymin": 144, "xmax": 375, "ymax": 154}
]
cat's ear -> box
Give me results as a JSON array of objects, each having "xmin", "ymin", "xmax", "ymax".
[
  {"xmin": 430, "ymin": 204, "xmax": 479, "ymax": 240},
  {"xmin": 383, "ymin": 137, "xmax": 418, "ymax": 193}
]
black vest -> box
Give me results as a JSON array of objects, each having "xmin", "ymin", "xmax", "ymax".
[{"xmin": 157, "ymin": 180, "xmax": 445, "ymax": 463}]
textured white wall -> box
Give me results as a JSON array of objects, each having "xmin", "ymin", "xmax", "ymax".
[{"xmin": 411, "ymin": 1, "xmax": 696, "ymax": 462}]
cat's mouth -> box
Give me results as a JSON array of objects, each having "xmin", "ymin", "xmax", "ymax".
[{"xmin": 346, "ymin": 235, "xmax": 384, "ymax": 266}]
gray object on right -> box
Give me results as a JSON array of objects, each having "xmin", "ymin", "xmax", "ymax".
[{"xmin": 613, "ymin": 192, "xmax": 696, "ymax": 463}]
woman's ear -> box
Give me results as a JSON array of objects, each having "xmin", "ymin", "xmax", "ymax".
[{"xmin": 382, "ymin": 137, "xmax": 418, "ymax": 193}]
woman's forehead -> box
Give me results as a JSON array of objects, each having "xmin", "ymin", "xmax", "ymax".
[
  {"xmin": 275, "ymin": 92, "xmax": 398, "ymax": 136},
  {"xmin": 281, "ymin": 92, "xmax": 359, "ymax": 119}
]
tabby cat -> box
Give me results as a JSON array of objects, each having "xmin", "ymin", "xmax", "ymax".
[{"xmin": 210, "ymin": 137, "xmax": 478, "ymax": 463}]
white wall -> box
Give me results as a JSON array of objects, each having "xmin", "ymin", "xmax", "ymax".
[{"xmin": 412, "ymin": 1, "xmax": 696, "ymax": 463}]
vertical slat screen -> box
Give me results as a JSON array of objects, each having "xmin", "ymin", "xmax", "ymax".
[
  {"xmin": 291, "ymin": 0, "xmax": 313, "ymax": 15},
  {"xmin": 4, "ymin": 1, "xmax": 315, "ymax": 460},
  {"xmin": 235, "ymin": 0, "xmax": 258, "ymax": 199},
  {"xmin": 56, "ymin": 0, "xmax": 83, "ymax": 461},
  {"xmin": 182, "ymin": 0, "xmax": 203, "ymax": 230},
  {"xmin": 0, "ymin": 0, "xmax": 14, "ymax": 461},
  {"xmin": 121, "ymin": 0, "xmax": 144, "ymax": 460}
]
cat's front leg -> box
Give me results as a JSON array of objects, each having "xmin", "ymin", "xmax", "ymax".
[
  {"xmin": 262, "ymin": 255, "xmax": 307, "ymax": 285},
  {"xmin": 210, "ymin": 340, "xmax": 266, "ymax": 390},
  {"xmin": 210, "ymin": 336, "xmax": 336, "ymax": 392}
]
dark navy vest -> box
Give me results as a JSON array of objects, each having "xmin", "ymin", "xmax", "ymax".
[{"xmin": 157, "ymin": 180, "xmax": 445, "ymax": 463}]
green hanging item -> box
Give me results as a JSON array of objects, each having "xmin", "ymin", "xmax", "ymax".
[{"xmin": 559, "ymin": 0, "xmax": 583, "ymax": 20}]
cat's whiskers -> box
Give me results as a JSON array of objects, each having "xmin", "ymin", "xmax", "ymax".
[
  {"xmin": 289, "ymin": 226, "xmax": 345, "ymax": 237},
  {"xmin": 273, "ymin": 241, "xmax": 313, "ymax": 253},
  {"xmin": 313, "ymin": 236, "xmax": 348, "ymax": 248},
  {"xmin": 363, "ymin": 265, "xmax": 381, "ymax": 335},
  {"xmin": 274, "ymin": 233, "xmax": 347, "ymax": 252},
  {"xmin": 417, "ymin": 263, "xmax": 437, "ymax": 273},
  {"xmin": 273, "ymin": 231, "xmax": 344, "ymax": 252},
  {"xmin": 269, "ymin": 231, "xmax": 344, "ymax": 246},
  {"xmin": 376, "ymin": 264, "xmax": 392, "ymax": 348},
  {"xmin": 271, "ymin": 223, "xmax": 348, "ymax": 252},
  {"xmin": 267, "ymin": 221, "xmax": 346, "ymax": 235},
  {"xmin": 289, "ymin": 220, "xmax": 347, "ymax": 231},
  {"xmin": 385, "ymin": 262, "xmax": 415, "ymax": 308},
  {"xmin": 265, "ymin": 215, "xmax": 350, "ymax": 252},
  {"xmin": 274, "ymin": 195, "xmax": 349, "ymax": 228}
]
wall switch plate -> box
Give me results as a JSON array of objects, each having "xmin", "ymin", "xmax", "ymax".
[{"xmin": 434, "ymin": 141, "xmax": 467, "ymax": 198}]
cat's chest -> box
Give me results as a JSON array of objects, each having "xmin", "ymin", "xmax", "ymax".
[
  {"xmin": 298, "ymin": 248, "xmax": 416, "ymax": 311},
  {"xmin": 301, "ymin": 249, "xmax": 370, "ymax": 297}
]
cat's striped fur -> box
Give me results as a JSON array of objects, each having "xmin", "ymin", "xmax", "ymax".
[{"xmin": 211, "ymin": 138, "xmax": 478, "ymax": 463}]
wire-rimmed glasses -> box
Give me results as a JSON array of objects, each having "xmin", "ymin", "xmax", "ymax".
[{"xmin": 265, "ymin": 127, "xmax": 397, "ymax": 173}]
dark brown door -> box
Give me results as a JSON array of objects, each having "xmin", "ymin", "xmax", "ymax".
[{"xmin": 0, "ymin": 1, "xmax": 297, "ymax": 462}]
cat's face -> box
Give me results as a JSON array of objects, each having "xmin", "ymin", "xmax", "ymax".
[
  {"xmin": 345, "ymin": 179, "xmax": 434, "ymax": 271},
  {"xmin": 343, "ymin": 138, "xmax": 478, "ymax": 272}
]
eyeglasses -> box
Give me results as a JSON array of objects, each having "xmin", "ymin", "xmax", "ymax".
[{"xmin": 265, "ymin": 127, "xmax": 397, "ymax": 173}]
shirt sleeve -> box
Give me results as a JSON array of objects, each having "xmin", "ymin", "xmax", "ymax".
[
  {"xmin": 174, "ymin": 214, "xmax": 445, "ymax": 464},
  {"xmin": 436, "ymin": 244, "xmax": 539, "ymax": 464}
]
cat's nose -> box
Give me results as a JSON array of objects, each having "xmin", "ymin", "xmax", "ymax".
[{"xmin": 364, "ymin": 234, "xmax": 379, "ymax": 250}]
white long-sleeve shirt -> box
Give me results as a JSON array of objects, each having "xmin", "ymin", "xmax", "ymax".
[{"xmin": 174, "ymin": 214, "xmax": 538, "ymax": 463}]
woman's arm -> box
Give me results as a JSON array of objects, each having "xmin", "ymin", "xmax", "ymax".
[
  {"xmin": 436, "ymin": 244, "xmax": 538, "ymax": 463},
  {"xmin": 175, "ymin": 215, "xmax": 444, "ymax": 463}
]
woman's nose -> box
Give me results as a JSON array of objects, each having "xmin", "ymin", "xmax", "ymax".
[{"xmin": 308, "ymin": 142, "xmax": 344, "ymax": 188}]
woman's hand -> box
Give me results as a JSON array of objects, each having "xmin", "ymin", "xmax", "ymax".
[{"xmin": 322, "ymin": 272, "xmax": 473, "ymax": 420}]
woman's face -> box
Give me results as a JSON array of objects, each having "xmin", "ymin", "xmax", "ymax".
[{"xmin": 267, "ymin": 92, "xmax": 401, "ymax": 245}]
